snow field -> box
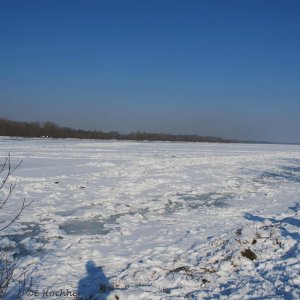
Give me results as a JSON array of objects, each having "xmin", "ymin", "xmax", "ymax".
[{"xmin": 0, "ymin": 138, "xmax": 299, "ymax": 299}]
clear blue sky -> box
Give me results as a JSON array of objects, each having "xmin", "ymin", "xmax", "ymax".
[{"xmin": 1, "ymin": 0, "xmax": 299, "ymax": 143}]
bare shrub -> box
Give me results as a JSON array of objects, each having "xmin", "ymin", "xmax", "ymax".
[{"xmin": 0, "ymin": 153, "xmax": 32, "ymax": 299}]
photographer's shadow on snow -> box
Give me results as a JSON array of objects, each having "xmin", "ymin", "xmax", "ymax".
[{"xmin": 77, "ymin": 260, "xmax": 110, "ymax": 300}]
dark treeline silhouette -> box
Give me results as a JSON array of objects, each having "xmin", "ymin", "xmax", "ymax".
[{"xmin": 0, "ymin": 118, "xmax": 238, "ymax": 143}]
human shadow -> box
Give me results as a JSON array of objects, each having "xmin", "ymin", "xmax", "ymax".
[{"xmin": 77, "ymin": 261, "xmax": 110, "ymax": 300}]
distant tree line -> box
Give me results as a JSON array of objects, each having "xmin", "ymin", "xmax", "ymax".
[{"xmin": 0, "ymin": 118, "xmax": 238, "ymax": 143}]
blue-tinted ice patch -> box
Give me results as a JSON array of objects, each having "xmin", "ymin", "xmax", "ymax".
[
  {"xmin": 178, "ymin": 192, "xmax": 230, "ymax": 208},
  {"xmin": 59, "ymin": 213, "xmax": 126, "ymax": 236},
  {"xmin": 59, "ymin": 219, "xmax": 109, "ymax": 235},
  {"xmin": 164, "ymin": 192, "xmax": 230, "ymax": 214},
  {"xmin": 3, "ymin": 222, "xmax": 46, "ymax": 257}
]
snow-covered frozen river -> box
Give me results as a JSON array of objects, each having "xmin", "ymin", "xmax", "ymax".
[{"xmin": 1, "ymin": 138, "xmax": 300, "ymax": 299}]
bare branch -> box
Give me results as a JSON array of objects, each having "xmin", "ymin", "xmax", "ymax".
[
  {"xmin": 0, "ymin": 183, "xmax": 16, "ymax": 209},
  {"xmin": 0, "ymin": 153, "xmax": 23, "ymax": 191},
  {"xmin": 0, "ymin": 154, "xmax": 9, "ymax": 174},
  {"xmin": 0, "ymin": 199, "xmax": 33, "ymax": 232}
]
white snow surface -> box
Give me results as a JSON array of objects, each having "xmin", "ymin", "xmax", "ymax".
[{"xmin": 0, "ymin": 138, "xmax": 300, "ymax": 299}]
